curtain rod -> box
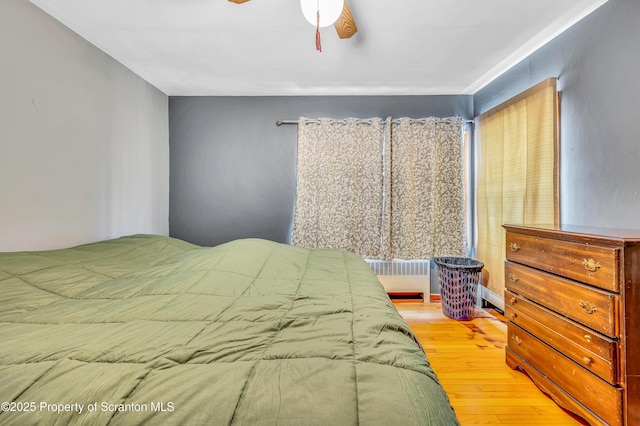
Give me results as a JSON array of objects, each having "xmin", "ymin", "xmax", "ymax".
[{"xmin": 276, "ymin": 119, "xmax": 474, "ymax": 126}]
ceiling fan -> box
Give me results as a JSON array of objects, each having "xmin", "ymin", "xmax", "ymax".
[{"xmin": 228, "ymin": 0, "xmax": 357, "ymax": 51}]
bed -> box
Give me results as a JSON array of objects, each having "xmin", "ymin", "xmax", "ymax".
[{"xmin": 0, "ymin": 235, "xmax": 458, "ymax": 425}]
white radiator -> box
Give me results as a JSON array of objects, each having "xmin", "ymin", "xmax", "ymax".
[{"xmin": 366, "ymin": 259, "xmax": 430, "ymax": 303}]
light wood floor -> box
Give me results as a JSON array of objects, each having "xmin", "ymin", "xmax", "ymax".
[{"xmin": 393, "ymin": 301, "xmax": 588, "ymax": 426}]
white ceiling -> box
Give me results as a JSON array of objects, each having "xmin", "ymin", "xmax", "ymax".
[{"xmin": 30, "ymin": 0, "xmax": 609, "ymax": 96}]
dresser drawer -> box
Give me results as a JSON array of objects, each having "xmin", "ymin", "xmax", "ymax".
[
  {"xmin": 505, "ymin": 261, "xmax": 618, "ymax": 337},
  {"xmin": 505, "ymin": 290, "xmax": 617, "ymax": 384},
  {"xmin": 506, "ymin": 349, "xmax": 612, "ymax": 426},
  {"xmin": 506, "ymin": 232, "xmax": 619, "ymax": 291},
  {"xmin": 507, "ymin": 323, "xmax": 622, "ymax": 426}
]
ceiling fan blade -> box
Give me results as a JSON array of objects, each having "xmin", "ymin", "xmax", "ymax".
[
  {"xmin": 334, "ymin": 0, "xmax": 357, "ymax": 39},
  {"xmin": 228, "ymin": 0, "xmax": 251, "ymax": 3}
]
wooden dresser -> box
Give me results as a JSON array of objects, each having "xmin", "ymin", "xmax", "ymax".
[{"xmin": 503, "ymin": 224, "xmax": 640, "ymax": 426}]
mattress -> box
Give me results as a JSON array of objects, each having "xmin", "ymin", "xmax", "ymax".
[{"xmin": 0, "ymin": 235, "xmax": 458, "ymax": 425}]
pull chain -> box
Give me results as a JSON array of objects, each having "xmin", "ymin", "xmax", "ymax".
[{"xmin": 315, "ymin": 1, "xmax": 322, "ymax": 52}]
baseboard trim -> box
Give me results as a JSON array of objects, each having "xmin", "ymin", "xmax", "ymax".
[
  {"xmin": 479, "ymin": 286, "xmax": 504, "ymax": 310},
  {"xmin": 388, "ymin": 292, "xmax": 424, "ymax": 303},
  {"xmin": 387, "ymin": 292, "xmax": 441, "ymax": 304}
]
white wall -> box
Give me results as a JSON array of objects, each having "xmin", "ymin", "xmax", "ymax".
[{"xmin": 0, "ymin": 1, "xmax": 169, "ymax": 251}]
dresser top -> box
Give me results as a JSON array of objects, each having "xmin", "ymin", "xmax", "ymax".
[{"xmin": 503, "ymin": 224, "xmax": 640, "ymax": 246}]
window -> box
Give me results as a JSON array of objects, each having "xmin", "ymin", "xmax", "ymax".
[{"xmin": 475, "ymin": 78, "xmax": 560, "ymax": 301}]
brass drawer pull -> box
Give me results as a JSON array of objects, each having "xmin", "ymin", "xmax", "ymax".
[
  {"xmin": 508, "ymin": 273, "xmax": 519, "ymax": 283},
  {"xmin": 509, "ymin": 243, "xmax": 521, "ymax": 252},
  {"xmin": 582, "ymin": 356, "xmax": 594, "ymax": 365},
  {"xmin": 580, "ymin": 301, "xmax": 597, "ymax": 314},
  {"xmin": 583, "ymin": 258, "xmax": 601, "ymax": 273},
  {"xmin": 584, "ymin": 334, "xmax": 592, "ymax": 342},
  {"xmin": 511, "ymin": 335, "xmax": 523, "ymax": 346},
  {"xmin": 510, "ymin": 297, "xmax": 517, "ymax": 305}
]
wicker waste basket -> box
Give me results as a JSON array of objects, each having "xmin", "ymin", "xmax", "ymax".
[{"xmin": 434, "ymin": 257, "xmax": 484, "ymax": 321}]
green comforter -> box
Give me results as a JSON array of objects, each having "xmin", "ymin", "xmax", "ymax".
[{"xmin": 0, "ymin": 235, "xmax": 458, "ymax": 425}]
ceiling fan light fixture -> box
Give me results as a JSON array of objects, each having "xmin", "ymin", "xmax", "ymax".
[{"xmin": 300, "ymin": 0, "xmax": 345, "ymax": 28}]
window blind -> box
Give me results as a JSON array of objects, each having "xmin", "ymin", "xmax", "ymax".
[{"xmin": 475, "ymin": 78, "xmax": 559, "ymax": 297}]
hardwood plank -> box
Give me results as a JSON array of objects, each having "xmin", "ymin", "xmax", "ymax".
[{"xmin": 394, "ymin": 302, "xmax": 588, "ymax": 425}]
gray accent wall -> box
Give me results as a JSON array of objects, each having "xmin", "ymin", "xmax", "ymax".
[
  {"xmin": 0, "ymin": 1, "xmax": 170, "ymax": 251},
  {"xmin": 474, "ymin": 0, "xmax": 640, "ymax": 230},
  {"xmin": 169, "ymin": 96, "xmax": 472, "ymax": 247}
]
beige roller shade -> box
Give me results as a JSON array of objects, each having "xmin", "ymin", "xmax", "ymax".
[{"xmin": 475, "ymin": 78, "xmax": 559, "ymax": 296}]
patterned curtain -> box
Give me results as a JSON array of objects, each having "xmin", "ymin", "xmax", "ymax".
[
  {"xmin": 389, "ymin": 117, "xmax": 466, "ymax": 259},
  {"xmin": 291, "ymin": 117, "xmax": 391, "ymax": 259}
]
